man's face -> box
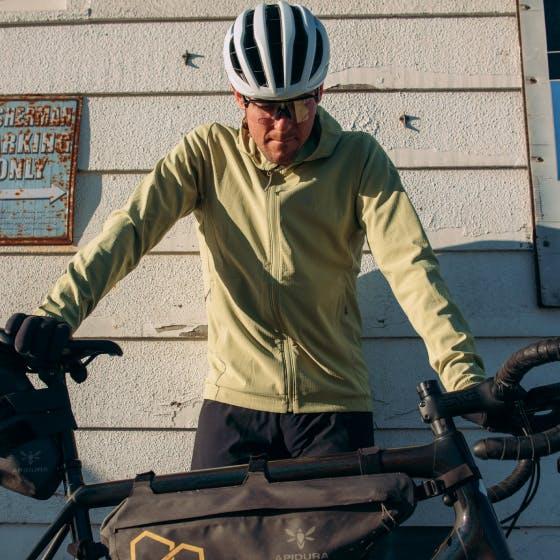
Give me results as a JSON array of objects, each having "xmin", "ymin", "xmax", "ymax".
[{"xmin": 233, "ymin": 87, "xmax": 322, "ymax": 166}]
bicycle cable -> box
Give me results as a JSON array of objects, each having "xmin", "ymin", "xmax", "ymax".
[
  {"xmin": 499, "ymin": 404, "xmax": 542, "ymax": 536},
  {"xmin": 501, "ymin": 459, "xmax": 540, "ymax": 535},
  {"xmin": 506, "ymin": 459, "xmax": 540, "ymax": 537}
]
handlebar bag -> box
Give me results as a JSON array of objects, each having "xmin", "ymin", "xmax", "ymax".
[
  {"xmin": 0, "ymin": 346, "xmax": 75, "ymax": 499},
  {"xmin": 100, "ymin": 468, "xmax": 416, "ymax": 560}
]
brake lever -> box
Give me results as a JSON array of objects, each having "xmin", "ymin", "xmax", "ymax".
[
  {"xmin": 0, "ymin": 330, "xmax": 11, "ymax": 346},
  {"xmin": 524, "ymin": 383, "xmax": 560, "ymax": 410},
  {"xmin": 521, "ymin": 383, "xmax": 560, "ymax": 432},
  {"xmin": 60, "ymin": 350, "xmax": 109, "ymax": 384},
  {"xmin": 66, "ymin": 360, "xmax": 88, "ymax": 384}
]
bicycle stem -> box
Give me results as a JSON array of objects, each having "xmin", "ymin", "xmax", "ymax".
[{"xmin": 417, "ymin": 380, "xmax": 513, "ymax": 560}]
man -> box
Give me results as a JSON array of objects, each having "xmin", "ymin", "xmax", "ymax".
[{"xmin": 5, "ymin": 1, "xmax": 485, "ymax": 469}]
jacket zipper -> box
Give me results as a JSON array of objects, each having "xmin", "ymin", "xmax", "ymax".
[{"xmin": 265, "ymin": 169, "xmax": 292, "ymax": 411}]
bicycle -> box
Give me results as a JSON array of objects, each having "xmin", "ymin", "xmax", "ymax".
[{"xmin": 1, "ymin": 330, "xmax": 559, "ymax": 559}]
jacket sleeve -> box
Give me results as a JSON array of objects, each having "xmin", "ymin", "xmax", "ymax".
[
  {"xmin": 356, "ymin": 136, "xmax": 485, "ymax": 391},
  {"xmin": 33, "ymin": 128, "xmax": 209, "ymax": 332}
]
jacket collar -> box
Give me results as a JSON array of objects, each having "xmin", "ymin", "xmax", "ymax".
[{"xmin": 238, "ymin": 106, "xmax": 342, "ymax": 171}]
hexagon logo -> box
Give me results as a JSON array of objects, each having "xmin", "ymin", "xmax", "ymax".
[{"xmin": 130, "ymin": 530, "xmax": 205, "ymax": 560}]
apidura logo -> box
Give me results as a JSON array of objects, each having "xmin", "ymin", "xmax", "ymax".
[
  {"xmin": 17, "ymin": 450, "xmax": 48, "ymax": 473},
  {"xmin": 286, "ymin": 527, "xmax": 316, "ymax": 550},
  {"xmin": 273, "ymin": 525, "xmax": 329, "ymax": 560},
  {"xmin": 20, "ymin": 450, "xmax": 41, "ymax": 466}
]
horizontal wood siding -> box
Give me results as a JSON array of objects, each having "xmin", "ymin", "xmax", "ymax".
[{"xmin": 2, "ymin": 1, "xmax": 559, "ymax": 554}]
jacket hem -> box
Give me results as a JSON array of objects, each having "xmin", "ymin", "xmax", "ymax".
[{"xmin": 203, "ymin": 383, "xmax": 373, "ymax": 413}]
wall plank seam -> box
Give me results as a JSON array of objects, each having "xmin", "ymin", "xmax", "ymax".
[
  {"xmin": 0, "ymin": 13, "xmax": 518, "ymax": 29},
  {"xmin": 0, "ymin": 89, "xmax": 523, "ymax": 97},
  {"xmin": 0, "ymin": 249, "xmax": 533, "ymax": 257},
  {"xmin": 75, "ymin": 167, "xmax": 529, "ymax": 174},
  {"xmin": 29, "ymin": 335, "xmax": 546, "ymax": 342}
]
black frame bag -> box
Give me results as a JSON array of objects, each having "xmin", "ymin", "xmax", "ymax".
[
  {"xmin": 101, "ymin": 459, "xmax": 416, "ymax": 560},
  {"xmin": 0, "ymin": 345, "xmax": 75, "ymax": 499}
]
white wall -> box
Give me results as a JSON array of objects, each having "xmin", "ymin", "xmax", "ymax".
[{"xmin": 2, "ymin": 1, "xmax": 559, "ymax": 557}]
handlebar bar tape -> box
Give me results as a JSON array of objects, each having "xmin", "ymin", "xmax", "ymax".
[
  {"xmin": 495, "ymin": 338, "xmax": 560, "ymax": 394},
  {"xmin": 484, "ymin": 459, "xmax": 532, "ymax": 503},
  {"xmin": 473, "ymin": 425, "xmax": 560, "ymax": 461}
]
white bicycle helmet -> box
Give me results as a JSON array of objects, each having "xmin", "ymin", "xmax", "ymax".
[{"xmin": 224, "ymin": 1, "xmax": 330, "ymax": 100}]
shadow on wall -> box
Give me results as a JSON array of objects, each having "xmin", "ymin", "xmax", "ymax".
[
  {"xmin": 73, "ymin": 173, "xmax": 102, "ymax": 244},
  {"xmin": 72, "ymin": 98, "xmax": 103, "ymax": 245},
  {"xmin": 356, "ymin": 237, "xmax": 560, "ymax": 430},
  {"xmin": 533, "ymin": 224, "xmax": 560, "ymax": 307},
  {"xmin": 356, "ymin": 239, "xmax": 543, "ymax": 340},
  {"xmin": 77, "ymin": 97, "xmax": 91, "ymax": 172}
]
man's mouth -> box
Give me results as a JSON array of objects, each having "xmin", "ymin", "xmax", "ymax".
[{"xmin": 267, "ymin": 136, "xmax": 297, "ymax": 144}]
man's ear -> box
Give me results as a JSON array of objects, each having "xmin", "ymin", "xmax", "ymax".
[{"xmin": 232, "ymin": 87, "xmax": 246, "ymax": 110}]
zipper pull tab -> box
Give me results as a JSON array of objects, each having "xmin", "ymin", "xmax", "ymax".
[{"xmin": 265, "ymin": 169, "xmax": 274, "ymax": 190}]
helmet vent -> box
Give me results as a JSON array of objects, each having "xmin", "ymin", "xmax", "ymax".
[
  {"xmin": 229, "ymin": 38, "xmax": 247, "ymax": 83},
  {"xmin": 290, "ymin": 5, "xmax": 307, "ymax": 84},
  {"xmin": 265, "ymin": 4, "xmax": 284, "ymax": 88},
  {"xmin": 311, "ymin": 28, "xmax": 323, "ymax": 77},
  {"xmin": 244, "ymin": 9, "xmax": 268, "ymax": 87}
]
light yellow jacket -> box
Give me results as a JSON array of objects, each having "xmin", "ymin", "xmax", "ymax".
[{"xmin": 36, "ymin": 107, "xmax": 485, "ymax": 412}]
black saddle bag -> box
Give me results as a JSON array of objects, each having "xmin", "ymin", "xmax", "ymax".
[
  {"xmin": 0, "ymin": 345, "xmax": 75, "ymax": 499},
  {"xmin": 101, "ymin": 460, "xmax": 416, "ymax": 560}
]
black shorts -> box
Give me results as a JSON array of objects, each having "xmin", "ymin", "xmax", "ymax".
[{"xmin": 190, "ymin": 399, "xmax": 375, "ymax": 470}]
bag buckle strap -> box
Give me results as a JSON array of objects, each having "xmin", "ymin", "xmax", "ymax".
[
  {"xmin": 245, "ymin": 454, "xmax": 270, "ymax": 482},
  {"xmin": 358, "ymin": 446, "xmax": 382, "ymax": 474},
  {"xmin": 132, "ymin": 470, "xmax": 155, "ymax": 493},
  {"xmin": 415, "ymin": 463, "xmax": 476, "ymax": 501},
  {"xmin": 67, "ymin": 540, "xmax": 108, "ymax": 559},
  {"xmin": 416, "ymin": 478, "xmax": 446, "ymax": 500},
  {"xmin": 247, "ymin": 453, "xmax": 269, "ymax": 473}
]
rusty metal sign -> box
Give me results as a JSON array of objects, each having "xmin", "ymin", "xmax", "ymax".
[{"xmin": 0, "ymin": 96, "xmax": 82, "ymax": 245}]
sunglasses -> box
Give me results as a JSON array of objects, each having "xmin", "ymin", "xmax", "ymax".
[{"xmin": 242, "ymin": 91, "xmax": 319, "ymax": 124}]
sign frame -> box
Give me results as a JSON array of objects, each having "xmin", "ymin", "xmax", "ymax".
[{"xmin": 0, "ymin": 94, "xmax": 82, "ymax": 245}]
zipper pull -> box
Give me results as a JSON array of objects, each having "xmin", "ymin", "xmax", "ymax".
[{"xmin": 265, "ymin": 169, "xmax": 274, "ymax": 191}]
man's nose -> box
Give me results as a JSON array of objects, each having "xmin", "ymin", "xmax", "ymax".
[
  {"xmin": 273, "ymin": 111, "xmax": 294, "ymax": 130},
  {"xmin": 274, "ymin": 104, "xmax": 292, "ymax": 120}
]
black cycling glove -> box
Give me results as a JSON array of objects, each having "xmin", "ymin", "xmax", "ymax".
[
  {"xmin": 461, "ymin": 379, "xmax": 527, "ymax": 434},
  {"xmin": 4, "ymin": 313, "xmax": 71, "ymax": 369},
  {"xmin": 462, "ymin": 411, "xmax": 515, "ymax": 434}
]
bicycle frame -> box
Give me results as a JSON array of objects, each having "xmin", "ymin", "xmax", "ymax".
[{"xmin": 25, "ymin": 377, "xmax": 513, "ymax": 560}]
